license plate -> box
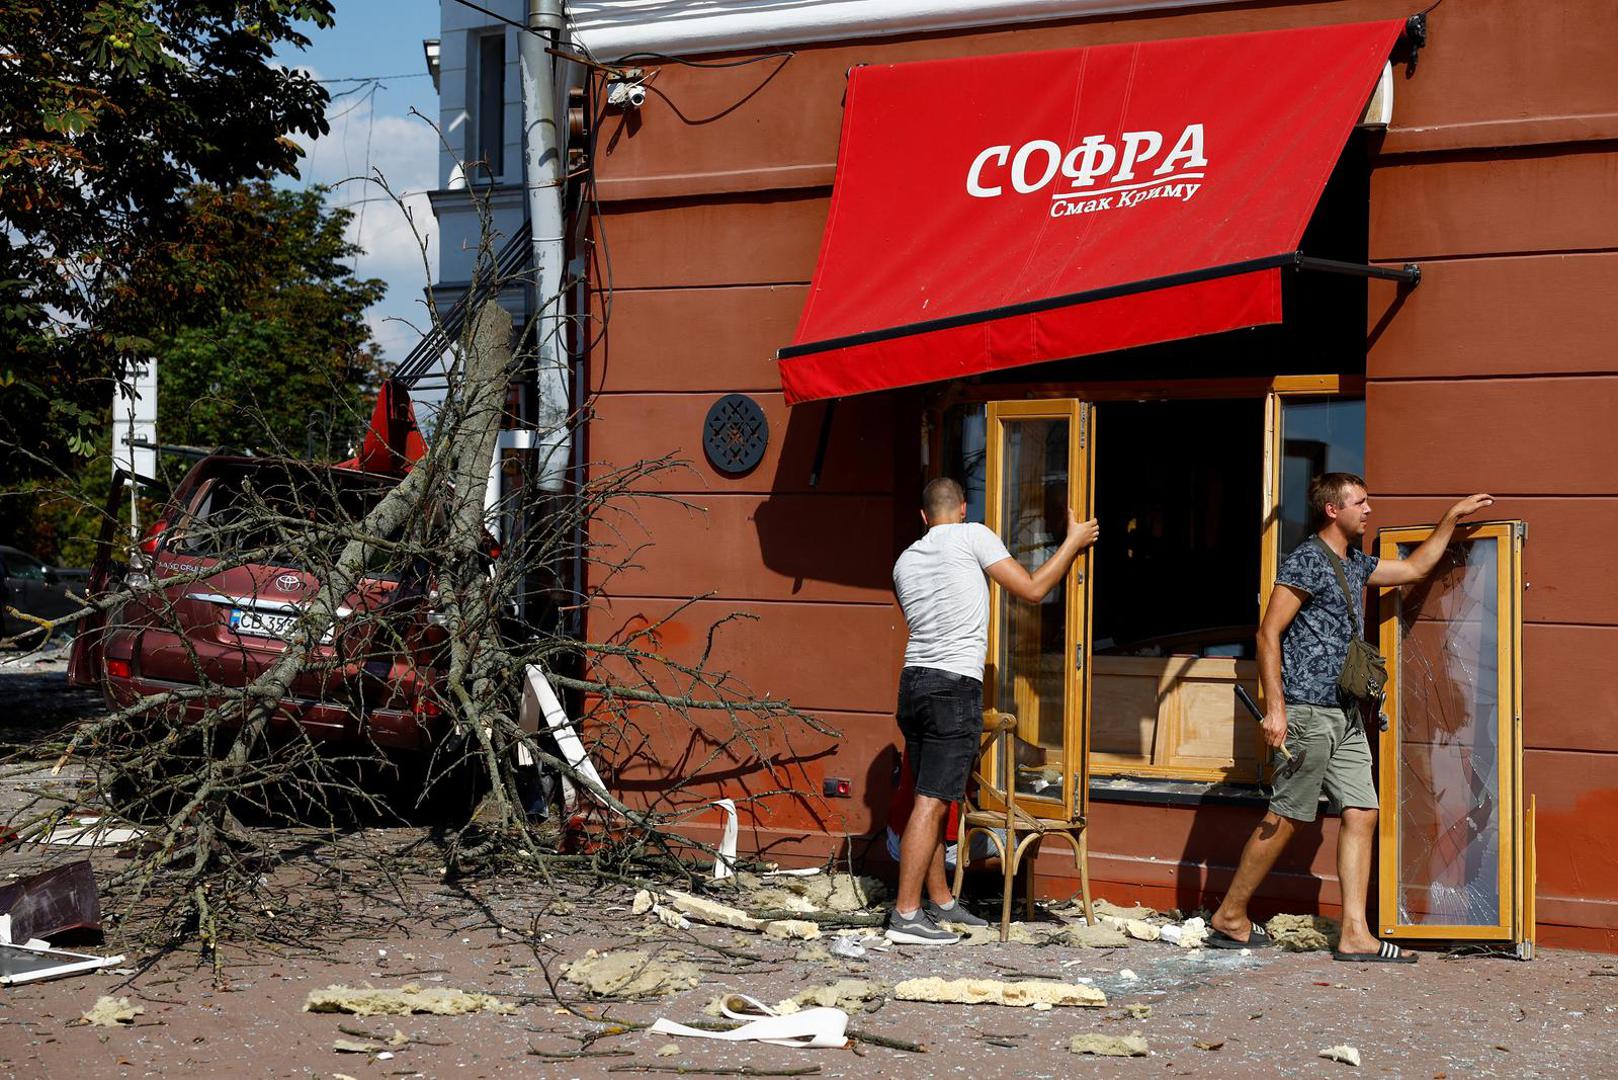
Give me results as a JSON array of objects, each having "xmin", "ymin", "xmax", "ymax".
[{"xmin": 228, "ymin": 607, "xmax": 300, "ymax": 641}]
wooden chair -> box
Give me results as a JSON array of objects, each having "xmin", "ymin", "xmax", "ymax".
[{"xmin": 952, "ymin": 711, "xmax": 1095, "ymax": 941}]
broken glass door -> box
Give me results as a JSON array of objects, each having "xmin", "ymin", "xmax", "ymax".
[
  {"xmin": 980, "ymin": 400, "xmax": 1093, "ymax": 822},
  {"xmin": 1376, "ymin": 521, "xmax": 1530, "ymax": 950}
]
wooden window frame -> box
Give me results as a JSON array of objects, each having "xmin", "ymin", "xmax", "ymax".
[
  {"xmin": 929, "ymin": 374, "xmax": 1363, "ymax": 788},
  {"xmin": 1375, "ymin": 520, "xmax": 1532, "ymax": 951}
]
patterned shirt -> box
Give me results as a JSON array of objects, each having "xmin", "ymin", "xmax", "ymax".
[{"xmin": 1275, "ymin": 538, "xmax": 1380, "ymax": 706}]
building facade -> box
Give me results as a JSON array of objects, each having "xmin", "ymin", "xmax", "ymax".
[{"xmin": 427, "ymin": 0, "xmax": 1618, "ymax": 951}]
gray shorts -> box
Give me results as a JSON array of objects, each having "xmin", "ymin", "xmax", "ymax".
[{"xmin": 1268, "ymin": 701, "xmax": 1378, "ymax": 823}]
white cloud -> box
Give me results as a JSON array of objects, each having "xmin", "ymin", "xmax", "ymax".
[{"xmin": 290, "ymin": 99, "xmax": 444, "ymax": 366}]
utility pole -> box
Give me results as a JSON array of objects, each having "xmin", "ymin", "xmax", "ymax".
[{"xmin": 519, "ymin": 0, "xmax": 570, "ymax": 495}]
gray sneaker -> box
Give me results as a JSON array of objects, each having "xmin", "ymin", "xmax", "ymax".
[
  {"xmin": 925, "ymin": 898, "xmax": 990, "ymax": 928},
  {"xmin": 884, "ymin": 907, "xmax": 960, "ymax": 945}
]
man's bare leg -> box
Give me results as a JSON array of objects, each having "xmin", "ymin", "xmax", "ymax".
[
  {"xmin": 1210, "ymin": 811, "xmax": 1298, "ymax": 941},
  {"xmin": 896, "ymin": 795, "xmax": 948, "ymax": 914},
  {"xmin": 926, "ymin": 832, "xmax": 954, "ymax": 906},
  {"xmin": 1333, "ymin": 807, "xmax": 1380, "ymax": 953}
]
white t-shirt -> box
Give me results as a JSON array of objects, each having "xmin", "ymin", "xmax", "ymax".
[{"xmin": 893, "ymin": 522, "xmax": 1013, "ymax": 680}]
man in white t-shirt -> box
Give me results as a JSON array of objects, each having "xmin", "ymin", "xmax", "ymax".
[{"xmin": 885, "ymin": 477, "xmax": 1099, "ymax": 944}]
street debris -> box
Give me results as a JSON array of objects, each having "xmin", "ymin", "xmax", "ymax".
[
  {"xmin": 1193, "ymin": 1038, "xmax": 1226, "ymax": 1051},
  {"xmin": 711, "ymin": 798, "xmax": 739, "ymax": 879},
  {"xmin": 303, "ymin": 984, "xmax": 517, "ymax": 1016},
  {"xmin": 727, "ymin": 871, "xmax": 883, "ymax": 914},
  {"xmin": 1053, "ymin": 921, "xmax": 1129, "ymax": 948},
  {"xmin": 632, "ymin": 890, "xmax": 657, "ymax": 915},
  {"xmin": 79, "ymin": 996, "xmax": 143, "ymax": 1027},
  {"xmin": 1069, "ymin": 1032, "xmax": 1148, "ymax": 1057},
  {"xmin": 1093, "ymin": 900, "xmax": 1156, "ymax": 921},
  {"xmin": 0, "ymin": 860, "xmax": 102, "ymax": 943},
  {"xmin": 894, "ymin": 977, "xmax": 1106, "ymax": 1008},
  {"xmin": 1319, "ymin": 1044, "xmax": 1362, "ymax": 1066},
  {"xmin": 652, "ymin": 993, "xmax": 850, "ymax": 1049},
  {"xmin": 1098, "ymin": 916, "xmax": 1160, "ymax": 941},
  {"xmin": 1124, "ymin": 1003, "xmax": 1153, "ymax": 1018},
  {"xmin": 1159, "ymin": 916, "xmax": 1208, "ymax": 948},
  {"xmin": 1267, "ymin": 914, "xmax": 1340, "ymax": 952},
  {"xmin": 706, "ymin": 980, "xmax": 883, "ymax": 1017},
  {"xmin": 560, "ymin": 949, "xmax": 702, "ymax": 998},
  {"xmin": 0, "ymin": 941, "xmax": 126, "ymax": 985},
  {"xmin": 664, "ymin": 890, "xmax": 821, "ymax": 940},
  {"xmin": 782, "ymin": 979, "xmax": 883, "ymax": 1013},
  {"xmin": 656, "ymin": 1043, "xmax": 679, "ymax": 1057},
  {"xmin": 39, "ymin": 817, "xmax": 144, "ymax": 848}
]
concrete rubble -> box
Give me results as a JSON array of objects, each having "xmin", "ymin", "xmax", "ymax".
[
  {"xmin": 894, "ymin": 977, "xmax": 1107, "ymax": 1007},
  {"xmin": 303, "ymin": 984, "xmax": 516, "ymax": 1016},
  {"xmin": 1070, "ymin": 1032, "xmax": 1149, "ymax": 1056},
  {"xmin": 1267, "ymin": 914, "xmax": 1341, "ymax": 952},
  {"xmin": 559, "ymin": 949, "xmax": 702, "ymax": 998},
  {"xmin": 663, "ymin": 890, "xmax": 822, "ymax": 940}
]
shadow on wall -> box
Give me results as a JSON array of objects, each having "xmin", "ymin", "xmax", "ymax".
[
  {"xmin": 750, "ymin": 394, "xmax": 917, "ymax": 593},
  {"xmin": 1174, "ymin": 802, "xmax": 1329, "ymax": 917}
]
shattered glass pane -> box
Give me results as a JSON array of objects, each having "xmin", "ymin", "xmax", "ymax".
[{"xmin": 1393, "ymin": 536, "xmax": 1503, "ymax": 927}]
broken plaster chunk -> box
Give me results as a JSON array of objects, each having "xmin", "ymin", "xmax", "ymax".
[
  {"xmin": 1320, "ymin": 1044, "xmax": 1362, "ymax": 1067},
  {"xmin": 1056, "ymin": 922, "xmax": 1129, "ymax": 949},
  {"xmin": 559, "ymin": 950, "xmax": 701, "ymax": 999},
  {"xmin": 1070, "ymin": 1032, "xmax": 1149, "ymax": 1057},
  {"xmin": 652, "ymin": 904, "xmax": 691, "ymax": 930},
  {"xmin": 80, "ymin": 996, "xmax": 143, "ymax": 1027},
  {"xmin": 303, "ymin": 984, "xmax": 517, "ymax": 1017},
  {"xmin": 1124, "ymin": 1003, "xmax": 1153, "ymax": 1019},
  {"xmin": 794, "ymin": 943, "xmax": 834, "ymax": 962},
  {"xmin": 656, "ymin": 1043, "xmax": 679, "ymax": 1058},
  {"xmin": 948, "ymin": 921, "xmax": 1048, "ymax": 946},
  {"xmin": 780, "ymin": 979, "xmax": 883, "ymax": 1014},
  {"xmin": 1268, "ymin": 913, "xmax": 1341, "ymax": 952},
  {"xmin": 1119, "ymin": 969, "xmax": 1139, "ymax": 981},
  {"xmin": 632, "ymin": 890, "xmax": 657, "ymax": 915},
  {"xmin": 1093, "ymin": 899, "xmax": 1157, "ymax": 921},
  {"xmin": 666, "ymin": 890, "xmax": 766, "ymax": 931},
  {"xmin": 763, "ymin": 918, "xmax": 821, "ymax": 941},
  {"xmin": 894, "ymin": 977, "xmax": 1106, "ymax": 1008}
]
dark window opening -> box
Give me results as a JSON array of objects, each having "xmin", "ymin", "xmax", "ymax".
[{"xmin": 475, "ymin": 33, "xmax": 505, "ymax": 179}]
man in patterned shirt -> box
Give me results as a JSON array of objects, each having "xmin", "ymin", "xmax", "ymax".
[{"xmin": 1207, "ymin": 473, "xmax": 1493, "ymax": 962}]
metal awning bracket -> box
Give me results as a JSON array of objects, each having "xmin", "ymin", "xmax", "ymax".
[{"xmin": 1292, "ymin": 252, "xmax": 1421, "ymax": 286}]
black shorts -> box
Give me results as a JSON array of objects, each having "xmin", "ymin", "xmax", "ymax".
[{"xmin": 896, "ymin": 666, "xmax": 983, "ymax": 803}]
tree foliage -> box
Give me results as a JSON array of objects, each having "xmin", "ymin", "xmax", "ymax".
[
  {"xmin": 124, "ymin": 182, "xmax": 387, "ymax": 462},
  {"xmin": 0, "ymin": 0, "xmax": 335, "ymax": 481}
]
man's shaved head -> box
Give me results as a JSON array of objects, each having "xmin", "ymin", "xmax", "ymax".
[{"xmin": 922, "ymin": 478, "xmax": 966, "ymax": 522}]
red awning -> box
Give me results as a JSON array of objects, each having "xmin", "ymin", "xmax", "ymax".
[{"xmin": 778, "ymin": 20, "xmax": 1408, "ymax": 404}]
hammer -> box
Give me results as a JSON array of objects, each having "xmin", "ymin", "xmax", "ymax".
[{"xmin": 1236, "ymin": 685, "xmax": 1306, "ymax": 782}]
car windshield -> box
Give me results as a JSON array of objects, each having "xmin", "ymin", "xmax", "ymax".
[{"xmin": 171, "ymin": 462, "xmax": 405, "ymax": 578}]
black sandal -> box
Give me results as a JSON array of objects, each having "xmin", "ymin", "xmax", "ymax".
[
  {"xmin": 1333, "ymin": 940, "xmax": 1417, "ymax": 964},
  {"xmin": 1205, "ymin": 922, "xmax": 1274, "ymax": 949}
]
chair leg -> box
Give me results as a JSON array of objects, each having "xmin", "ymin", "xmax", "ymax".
[
  {"xmin": 999, "ymin": 844, "xmax": 1017, "ymax": 943},
  {"xmin": 1024, "ymin": 835, "xmax": 1041, "ymax": 921},
  {"xmin": 1078, "ymin": 826, "xmax": 1095, "ymax": 927}
]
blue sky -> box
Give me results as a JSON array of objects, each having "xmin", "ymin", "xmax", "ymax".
[{"xmin": 274, "ymin": 2, "xmax": 445, "ymax": 367}]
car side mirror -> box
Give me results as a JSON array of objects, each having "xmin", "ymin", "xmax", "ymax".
[{"xmin": 43, "ymin": 567, "xmax": 59, "ymax": 585}]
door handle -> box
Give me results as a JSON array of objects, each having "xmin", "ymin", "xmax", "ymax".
[{"xmin": 1074, "ymin": 642, "xmax": 1084, "ymax": 671}]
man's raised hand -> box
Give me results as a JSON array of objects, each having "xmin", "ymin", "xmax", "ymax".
[
  {"xmin": 1066, "ymin": 510, "xmax": 1100, "ymax": 550},
  {"xmin": 1449, "ymin": 493, "xmax": 1495, "ymax": 520}
]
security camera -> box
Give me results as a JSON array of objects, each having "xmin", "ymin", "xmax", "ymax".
[{"xmin": 606, "ymin": 80, "xmax": 646, "ymax": 110}]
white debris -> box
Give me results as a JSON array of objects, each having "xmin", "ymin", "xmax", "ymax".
[
  {"xmin": 893, "ymin": 977, "xmax": 1106, "ymax": 1008},
  {"xmin": 1119, "ymin": 969, "xmax": 1139, "ymax": 981},
  {"xmin": 632, "ymin": 890, "xmax": 657, "ymax": 915},
  {"xmin": 1320, "ymin": 1044, "xmax": 1362, "ymax": 1067}
]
